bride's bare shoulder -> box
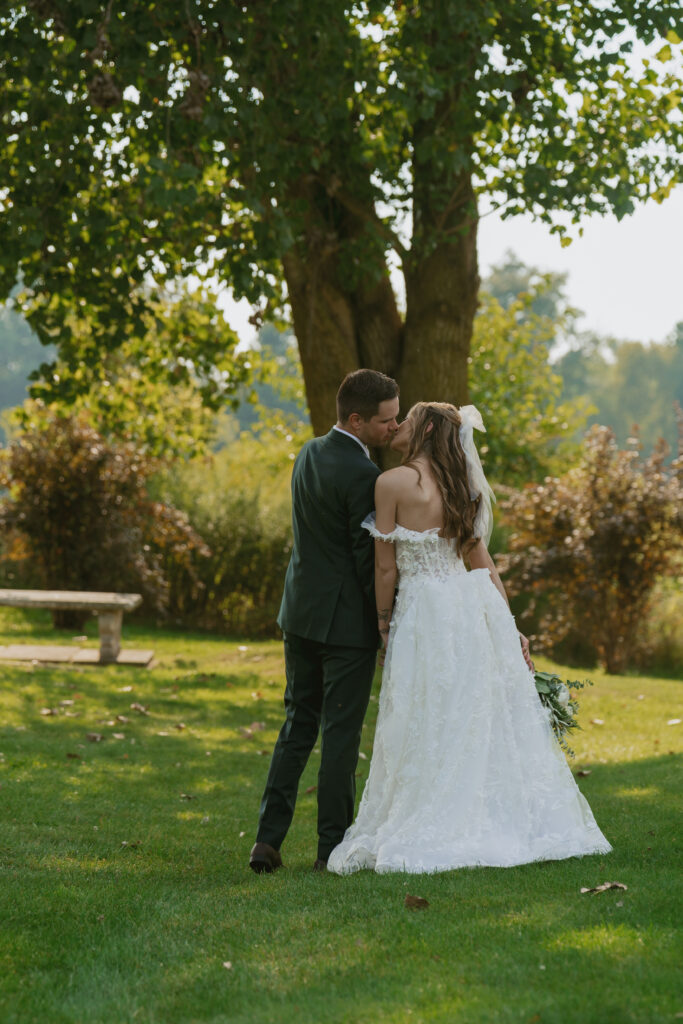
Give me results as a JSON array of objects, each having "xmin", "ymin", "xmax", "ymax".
[{"xmin": 376, "ymin": 465, "xmax": 420, "ymax": 494}]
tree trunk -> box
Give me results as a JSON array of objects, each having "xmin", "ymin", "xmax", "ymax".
[
  {"xmin": 401, "ymin": 173, "xmax": 479, "ymax": 413},
  {"xmin": 283, "ymin": 183, "xmax": 403, "ymax": 438},
  {"xmin": 283, "ymin": 174, "xmax": 479, "ymax": 437}
]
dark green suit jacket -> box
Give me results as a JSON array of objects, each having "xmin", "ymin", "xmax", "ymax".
[{"xmin": 277, "ymin": 428, "xmax": 380, "ymax": 649}]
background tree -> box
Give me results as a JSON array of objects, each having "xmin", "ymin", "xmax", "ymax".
[
  {"xmin": 1, "ymin": 3, "xmax": 681, "ymax": 435},
  {"xmin": 555, "ymin": 325, "xmax": 683, "ymax": 455},
  {"xmin": 469, "ymin": 290, "xmax": 590, "ymax": 486}
]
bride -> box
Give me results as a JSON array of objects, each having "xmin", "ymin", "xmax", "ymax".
[{"xmin": 327, "ymin": 402, "xmax": 611, "ymax": 875}]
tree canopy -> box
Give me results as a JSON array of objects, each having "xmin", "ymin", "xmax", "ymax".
[{"xmin": 2, "ymin": 2, "xmax": 682, "ymax": 433}]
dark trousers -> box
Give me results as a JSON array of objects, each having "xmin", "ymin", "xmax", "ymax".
[{"xmin": 256, "ymin": 632, "xmax": 377, "ymax": 861}]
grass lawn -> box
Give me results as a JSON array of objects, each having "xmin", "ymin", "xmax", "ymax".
[{"xmin": 0, "ymin": 607, "xmax": 681, "ymax": 1024}]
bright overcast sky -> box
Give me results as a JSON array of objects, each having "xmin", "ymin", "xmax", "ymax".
[
  {"xmin": 220, "ymin": 186, "xmax": 683, "ymax": 349},
  {"xmin": 478, "ymin": 186, "xmax": 683, "ymax": 344}
]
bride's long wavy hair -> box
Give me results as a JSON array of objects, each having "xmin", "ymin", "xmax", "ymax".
[{"xmin": 402, "ymin": 402, "xmax": 480, "ymax": 555}]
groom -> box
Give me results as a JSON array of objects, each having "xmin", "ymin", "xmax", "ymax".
[{"xmin": 250, "ymin": 369, "xmax": 400, "ymax": 873}]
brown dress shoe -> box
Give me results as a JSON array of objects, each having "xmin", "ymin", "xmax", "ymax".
[
  {"xmin": 249, "ymin": 842, "xmax": 283, "ymax": 874},
  {"xmin": 312, "ymin": 858, "xmax": 328, "ymax": 872}
]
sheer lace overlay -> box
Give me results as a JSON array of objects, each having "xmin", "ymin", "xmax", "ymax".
[{"xmin": 327, "ymin": 515, "xmax": 611, "ymax": 875}]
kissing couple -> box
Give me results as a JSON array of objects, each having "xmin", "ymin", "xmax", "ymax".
[{"xmin": 250, "ymin": 369, "xmax": 610, "ymax": 875}]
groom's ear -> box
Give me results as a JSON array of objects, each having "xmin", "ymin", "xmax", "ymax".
[{"xmin": 347, "ymin": 412, "xmax": 364, "ymax": 431}]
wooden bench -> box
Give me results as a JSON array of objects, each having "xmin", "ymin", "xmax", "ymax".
[{"xmin": 0, "ymin": 589, "xmax": 146, "ymax": 664}]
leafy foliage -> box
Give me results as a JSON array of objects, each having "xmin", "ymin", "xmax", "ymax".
[
  {"xmin": 14, "ymin": 284, "xmax": 252, "ymax": 458},
  {"xmin": 1, "ymin": 3, "xmax": 681, "ymax": 425},
  {"xmin": 500, "ymin": 425, "xmax": 683, "ymax": 673},
  {"xmin": 231, "ymin": 325, "xmax": 309, "ymax": 435},
  {"xmin": 470, "ymin": 290, "xmax": 591, "ymax": 485},
  {"xmin": 0, "ymin": 413, "xmax": 208, "ymax": 626}
]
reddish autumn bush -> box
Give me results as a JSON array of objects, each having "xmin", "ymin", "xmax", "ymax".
[
  {"xmin": 500, "ymin": 425, "xmax": 683, "ymax": 673},
  {"xmin": 0, "ymin": 413, "xmax": 208, "ymax": 627}
]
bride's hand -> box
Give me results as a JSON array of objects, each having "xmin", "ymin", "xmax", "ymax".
[{"xmin": 519, "ymin": 632, "xmax": 534, "ymax": 672}]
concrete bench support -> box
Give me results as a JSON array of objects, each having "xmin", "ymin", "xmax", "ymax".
[{"xmin": 97, "ymin": 608, "xmax": 124, "ymax": 663}]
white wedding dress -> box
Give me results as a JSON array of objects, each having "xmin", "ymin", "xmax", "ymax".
[{"xmin": 327, "ymin": 517, "xmax": 612, "ymax": 875}]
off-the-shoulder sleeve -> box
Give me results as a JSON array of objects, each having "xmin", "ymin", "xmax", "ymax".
[{"xmin": 361, "ymin": 512, "xmax": 397, "ymax": 542}]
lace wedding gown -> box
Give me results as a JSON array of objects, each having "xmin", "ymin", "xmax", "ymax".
[{"xmin": 327, "ymin": 518, "xmax": 612, "ymax": 875}]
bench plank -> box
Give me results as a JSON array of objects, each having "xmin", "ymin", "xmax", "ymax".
[{"xmin": 0, "ymin": 589, "xmax": 142, "ymax": 612}]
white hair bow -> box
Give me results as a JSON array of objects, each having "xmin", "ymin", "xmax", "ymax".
[{"xmin": 458, "ymin": 405, "xmax": 496, "ymax": 546}]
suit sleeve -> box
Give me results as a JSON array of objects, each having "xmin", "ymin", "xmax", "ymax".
[{"xmin": 346, "ymin": 463, "xmax": 380, "ymax": 607}]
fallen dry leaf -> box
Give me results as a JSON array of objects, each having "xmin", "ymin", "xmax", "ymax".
[
  {"xmin": 130, "ymin": 702, "xmax": 149, "ymax": 715},
  {"xmin": 223, "ymin": 961, "xmax": 233, "ymax": 970},
  {"xmin": 667, "ymin": 718, "xmax": 681, "ymax": 726},
  {"xmin": 405, "ymin": 894, "xmax": 430, "ymax": 910},
  {"xmin": 112, "ymin": 733, "xmax": 125, "ymax": 740},
  {"xmin": 121, "ymin": 840, "xmax": 142, "ymax": 849},
  {"xmin": 180, "ymin": 793, "xmax": 196, "ymax": 800},
  {"xmin": 590, "ymin": 719, "xmax": 604, "ymax": 726},
  {"xmin": 174, "ymin": 722, "xmax": 186, "ymax": 731},
  {"xmin": 251, "ymin": 692, "xmax": 263, "ymax": 700},
  {"xmin": 249, "ymin": 722, "xmax": 266, "ymax": 732},
  {"xmin": 40, "ymin": 708, "xmax": 57, "ymax": 716},
  {"xmin": 580, "ymin": 881, "xmax": 628, "ymax": 895},
  {"xmin": 116, "ymin": 715, "xmax": 129, "ymax": 724},
  {"xmin": 239, "ymin": 727, "xmax": 254, "ymax": 739},
  {"xmin": 576, "ymin": 769, "xmax": 592, "ymax": 777},
  {"xmin": 86, "ymin": 733, "xmax": 104, "ymax": 743},
  {"xmin": 66, "ymin": 752, "xmax": 82, "ymax": 760},
  {"xmin": 304, "ymin": 785, "xmax": 317, "ymax": 794},
  {"xmin": 59, "ymin": 700, "xmax": 75, "ymax": 707},
  {"xmin": 119, "ymin": 685, "xmax": 133, "ymax": 693}
]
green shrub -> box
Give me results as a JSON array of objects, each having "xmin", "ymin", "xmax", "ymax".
[
  {"xmin": 153, "ymin": 423, "xmax": 300, "ymax": 637},
  {"xmin": 640, "ymin": 569, "xmax": 683, "ymax": 674},
  {"xmin": 0, "ymin": 413, "xmax": 207, "ymax": 628},
  {"xmin": 500, "ymin": 426, "xmax": 683, "ymax": 673}
]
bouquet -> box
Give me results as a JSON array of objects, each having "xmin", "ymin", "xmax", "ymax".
[{"xmin": 534, "ymin": 671, "xmax": 593, "ymax": 757}]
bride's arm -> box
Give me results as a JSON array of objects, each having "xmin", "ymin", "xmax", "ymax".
[
  {"xmin": 468, "ymin": 540, "xmax": 534, "ymax": 670},
  {"xmin": 374, "ymin": 474, "xmax": 399, "ymax": 647}
]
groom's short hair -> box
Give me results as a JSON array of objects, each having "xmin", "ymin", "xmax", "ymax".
[{"xmin": 336, "ymin": 369, "xmax": 399, "ymax": 423}]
